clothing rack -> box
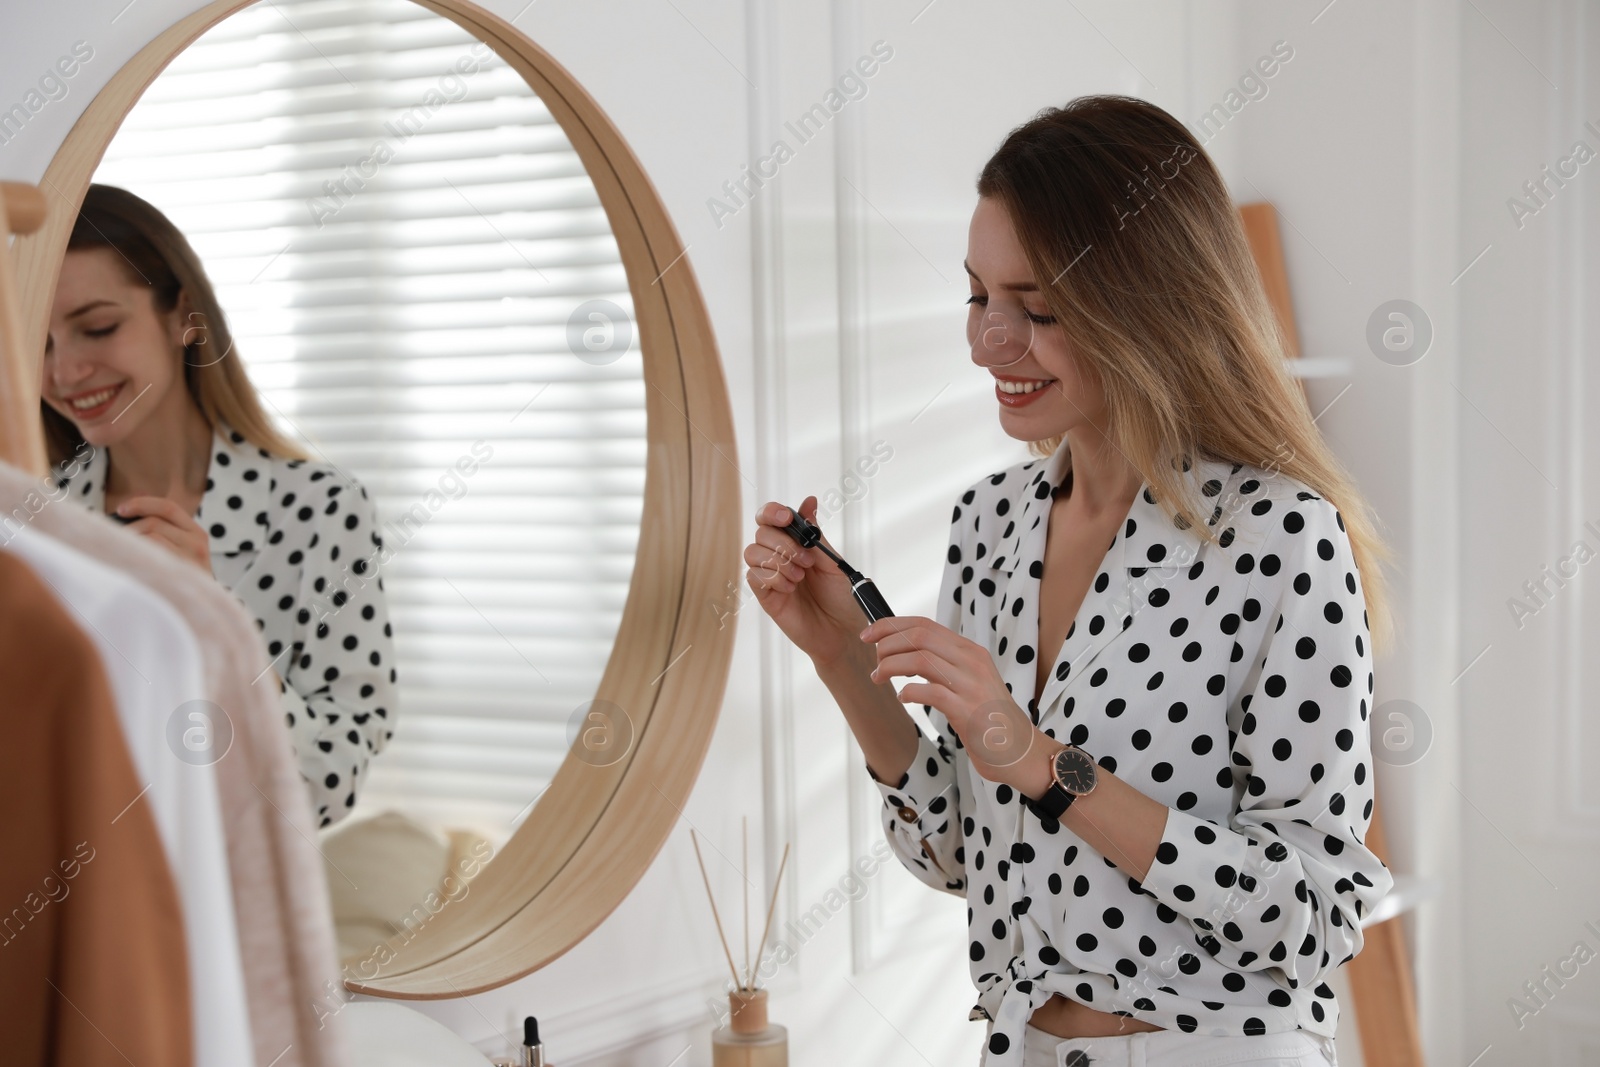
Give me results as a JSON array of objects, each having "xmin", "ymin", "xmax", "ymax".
[
  {"xmin": 0, "ymin": 182, "xmax": 47, "ymax": 477},
  {"xmin": 0, "ymin": 179, "xmax": 351, "ymax": 1067}
]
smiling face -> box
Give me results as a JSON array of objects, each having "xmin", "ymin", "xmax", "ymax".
[
  {"xmin": 965, "ymin": 195, "xmax": 1106, "ymax": 442},
  {"xmin": 44, "ymin": 246, "xmax": 191, "ymax": 448}
]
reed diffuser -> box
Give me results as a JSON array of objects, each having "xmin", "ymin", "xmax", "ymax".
[{"xmin": 691, "ymin": 818, "xmax": 790, "ymax": 1067}]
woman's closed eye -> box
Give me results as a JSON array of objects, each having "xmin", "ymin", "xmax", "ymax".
[
  {"xmin": 83, "ymin": 322, "xmax": 120, "ymax": 339},
  {"xmin": 966, "ymin": 293, "xmax": 1056, "ymax": 326}
]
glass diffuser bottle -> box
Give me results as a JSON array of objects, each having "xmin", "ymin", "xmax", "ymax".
[{"xmin": 712, "ymin": 987, "xmax": 787, "ymax": 1067}]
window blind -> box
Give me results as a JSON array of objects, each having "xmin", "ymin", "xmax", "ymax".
[{"xmin": 93, "ymin": 0, "xmax": 646, "ymax": 835}]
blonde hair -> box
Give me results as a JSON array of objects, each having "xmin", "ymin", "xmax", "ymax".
[
  {"xmin": 42, "ymin": 183, "xmax": 310, "ymax": 467},
  {"xmin": 977, "ymin": 96, "xmax": 1393, "ymax": 653}
]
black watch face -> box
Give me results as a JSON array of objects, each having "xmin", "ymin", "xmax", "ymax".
[{"xmin": 1053, "ymin": 746, "xmax": 1098, "ymax": 795}]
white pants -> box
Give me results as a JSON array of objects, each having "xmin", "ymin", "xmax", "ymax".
[{"xmin": 1019, "ymin": 1022, "xmax": 1338, "ymax": 1067}]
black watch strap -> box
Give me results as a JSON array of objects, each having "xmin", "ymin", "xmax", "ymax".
[{"xmin": 1024, "ymin": 779, "xmax": 1077, "ymax": 821}]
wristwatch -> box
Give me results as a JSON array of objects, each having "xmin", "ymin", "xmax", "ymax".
[{"xmin": 1023, "ymin": 743, "xmax": 1099, "ymax": 821}]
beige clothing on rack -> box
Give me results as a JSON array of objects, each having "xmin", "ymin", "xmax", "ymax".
[
  {"xmin": 0, "ymin": 550, "xmax": 193, "ymax": 1066},
  {"xmin": 0, "ymin": 459, "xmax": 352, "ymax": 1067},
  {"xmin": 7, "ymin": 522, "xmax": 254, "ymax": 1065}
]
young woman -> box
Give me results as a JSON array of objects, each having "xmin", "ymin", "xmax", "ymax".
[
  {"xmin": 748, "ymin": 96, "xmax": 1393, "ymax": 1067},
  {"xmin": 43, "ymin": 183, "xmax": 398, "ymax": 830}
]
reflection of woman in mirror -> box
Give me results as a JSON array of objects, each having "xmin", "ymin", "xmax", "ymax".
[
  {"xmin": 43, "ymin": 183, "xmax": 397, "ymax": 829},
  {"xmin": 749, "ymin": 97, "xmax": 1392, "ymax": 1065}
]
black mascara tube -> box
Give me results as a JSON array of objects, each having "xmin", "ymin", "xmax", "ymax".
[{"xmin": 780, "ymin": 506, "xmax": 895, "ymax": 624}]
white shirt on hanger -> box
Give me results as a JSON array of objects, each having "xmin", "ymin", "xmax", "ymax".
[{"xmin": 6, "ymin": 525, "xmax": 254, "ymax": 1067}]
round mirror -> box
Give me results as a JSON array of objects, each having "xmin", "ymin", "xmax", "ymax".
[
  {"xmin": 18, "ymin": 0, "xmax": 738, "ymax": 998},
  {"xmin": 92, "ymin": 0, "xmax": 645, "ymax": 829}
]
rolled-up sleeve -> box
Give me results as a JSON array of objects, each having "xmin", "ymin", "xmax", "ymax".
[
  {"xmin": 865, "ymin": 488, "xmax": 969, "ymax": 895},
  {"xmin": 869, "ymin": 729, "xmax": 964, "ymax": 894},
  {"xmin": 1137, "ymin": 495, "xmax": 1392, "ymax": 990}
]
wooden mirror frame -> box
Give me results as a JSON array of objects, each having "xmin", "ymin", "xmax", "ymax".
[{"xmin": 12, "ymin": 0, "xmax": 740, "ymax": 998}]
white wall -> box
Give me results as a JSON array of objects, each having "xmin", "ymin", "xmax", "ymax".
[
  {"xmin": 14, "ymin": 1, "xmax": 1593, "ymax": 1064},
  {"xmin": 1454, "ymin": 0, "xmax": 1600, "ymax": 1062}
]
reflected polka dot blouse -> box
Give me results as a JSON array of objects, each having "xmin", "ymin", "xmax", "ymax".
[
  {"xmin": 58, "ymin": 423, "xmax": 398, "ymax": 828},
  {"xmin": 866, "ymin": 438, "xmax": 1392, "ymax": 1066}
]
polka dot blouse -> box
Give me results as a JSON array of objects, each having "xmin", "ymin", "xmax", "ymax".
[
  {"xmin": 866, "ymin": 438, "xmax": 1392, "ymax": 1066},
  {"xmin": 58, "ymin": 423, "xmax": 398, "ymax": 829}
]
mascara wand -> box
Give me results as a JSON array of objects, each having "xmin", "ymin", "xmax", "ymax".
[
  {"xmin": 781, "ymin": 506, "xmax": 895, "ymax": 623},
  {"xmin": 782, "ymin": 504, "xmax": 946, "ymax": 741}
]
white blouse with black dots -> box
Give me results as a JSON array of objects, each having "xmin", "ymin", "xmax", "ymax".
[
  {"xmin": 57, "ymin": 423, "xmax": 398, "ymax": 828},
  {"xmin": 866, "ymin": 437, "xmax": 1392, "ymax": 1066}
]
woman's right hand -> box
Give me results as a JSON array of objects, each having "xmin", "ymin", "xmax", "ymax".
[{"xmin": 747, "ymin": 496, "xmax": 872, "ymax": 670}]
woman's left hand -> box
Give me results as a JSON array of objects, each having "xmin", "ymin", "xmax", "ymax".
[
  {"xmin": 116, "ymin": 495, "xmax": 213, "ymax": 574},
  {"xmin": 860, "ymin": 614, "xmax": 1048, "ymax": 792}
]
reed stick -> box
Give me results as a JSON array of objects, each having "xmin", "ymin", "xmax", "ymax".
[
  {"xmin": 746, "ymin": 842, "xmax": 790, "ymax": 990},
  {"xmin": 689, "ymin": 829, "xmax": 742, "ymax": 990},
  {"xmin": 742, "ymin": 816, "xmax": 750, "ymax": 989}
]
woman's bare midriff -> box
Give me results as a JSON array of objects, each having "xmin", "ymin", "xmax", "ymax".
[{"xmin": 1029, "ymin": 994, "xmax": 1164, "ymax": 1039}]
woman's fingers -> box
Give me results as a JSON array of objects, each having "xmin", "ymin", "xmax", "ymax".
[
  {"xmin": 754, "ymin": 500, "xmax": 800, "ymax": 529},
  {"xmin": 894, "ymin": 680, "xmax": 956, "ymax": 711},
  {"xmin": 745, "ymin": 534, "xmax": 805, "ymax": 582},
  {"xmin": 117, "ymin": 494, "xmax": 192, "ymax": 527},
  {"xmin": 746, "ymin": 566, "xmax": 794, "ymax": 597},
  {"xmin": 743, "ymin": 545, "xmax": 797, "ymax": 588},
  {"xmin": 753, "ymin": 502, "xmax": 821, "ymax": 564},
  {"xmin": 754, "ymin": 494, "xmax": 818, "ymax": 527},
  {"xmin": 753, "ymin": 525, "xmax": 812, "ymax": 566},
  {"xmin": 861, "ymin": 616, "xmax": 969, "ymax": 664},
  {"xmin": 870, "ymin": 648, "xmax": 960, "ymax": 689},
  {"xmin": 861, "ymin": 614, "xmax": 933, "ymax": 641},
  {"xmin": 124, "ymin": 515, "xmax": 166, "ymax": 539},
  {"xmin": 127, "ymin": 516, "xmax": 186, "ymax": 553},
  {"xmin": 755, "ymin": 497, "xmax": 846, "ymax": 562}
]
